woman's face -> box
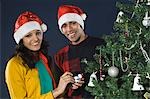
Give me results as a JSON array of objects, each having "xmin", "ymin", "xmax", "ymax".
[{"xmin": 22, "ymin": 30, "xmax": 43, "ymax": 51}]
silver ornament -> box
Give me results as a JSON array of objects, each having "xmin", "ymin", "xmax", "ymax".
[{"xmin": 108, "ymin": 66, "xmax": 119, "ymax": 77}]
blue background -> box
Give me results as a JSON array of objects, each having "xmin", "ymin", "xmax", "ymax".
[{"xmin": 1, "ymin": 0, "xmax": 119, "ymax": 98}]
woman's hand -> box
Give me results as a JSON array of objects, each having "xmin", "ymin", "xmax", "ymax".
[{"xmin": 52, "ymin": 72, "xmax": 75, "ymax": 98}]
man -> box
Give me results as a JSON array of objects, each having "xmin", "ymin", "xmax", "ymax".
[{"xmin": 54, "ymin": 5, "xmax": 105, "ymax": 99}]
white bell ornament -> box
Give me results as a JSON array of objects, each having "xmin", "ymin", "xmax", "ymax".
[
  {"xmin": 142, "ymin": 11, "xmax": 150, "ymax": 28},
  {"xmin": 116, "ymin": 11, "xmax": 124, "ymax": 23},
  {"xmin": 132, "ymin": 73, "xmax": 144, "ymax": 91},
  {"xmin": 88, "ymin": 72, "xmax": 98, "ymax": 87},
  {"xmin": 147, "ymin": 0, "xmax": 150, "ymax": 5}
]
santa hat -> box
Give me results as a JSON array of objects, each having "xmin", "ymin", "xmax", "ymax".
[
  {"xmin": 58, "ymin": 5, "xmax": 87, "ymax": 32},
  {"xmin": 13, "ymin": 11, "xmax": 47, "ymax": 44}
]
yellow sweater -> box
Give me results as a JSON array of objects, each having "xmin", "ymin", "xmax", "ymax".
[{"xmin": 5, "ymin": 55, "xmax": 54, "ymax": 99}]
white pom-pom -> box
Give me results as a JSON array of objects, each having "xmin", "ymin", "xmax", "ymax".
[
  {"xmin": 41, "ymin": 23, "xmax": 47, "ymax": 32},
  {"xmin": 74, "ymin": 76, "xmax": 80, "ymax": 82},
  {"xmin": 74, "ymin": 74, "xmax": 82, "ymax": 82},
  {"xmin": 81, "ymin": 13, "xmax": 87, "ymax": 20},
  {"xmin": 78, "ymin": 74, "xmax": 82, "ymax": 78}
]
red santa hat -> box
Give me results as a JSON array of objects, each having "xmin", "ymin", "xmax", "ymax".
[
  {"xmin": 57, "ymin": 5, "xmax": 87, "ymax": 32},
  {"xmin": 13, "ymin": 11, "xmax": 47, "ymax": 44}
]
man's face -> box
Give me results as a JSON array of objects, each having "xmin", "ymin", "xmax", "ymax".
[{"xmin": 61, "ymin": 21, "xmax": 85, "ymax": 44}]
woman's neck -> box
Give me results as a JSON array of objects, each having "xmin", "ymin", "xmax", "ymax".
[{"xmin": 32, "ymin": 51, "xmax": 40, "ymax": 61}]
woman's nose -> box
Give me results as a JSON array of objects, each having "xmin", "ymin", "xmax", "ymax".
[{"xmin": 32, "ymin": 34, "xmax": 39, "ymax": 41}]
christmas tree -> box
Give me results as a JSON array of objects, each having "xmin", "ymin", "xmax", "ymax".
[{"xmin": 82, "ymin": 0, "xmax": 150, "ymax": 98}]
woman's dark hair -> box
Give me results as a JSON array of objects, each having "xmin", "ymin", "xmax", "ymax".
[{"xmin": 15, "ymin": 39, "xmax": 51, "ymax": 69}]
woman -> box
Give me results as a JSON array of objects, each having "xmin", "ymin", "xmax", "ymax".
[{"xmin": 5, "ymin": 11, "xmax": 81, "ymax": 99}]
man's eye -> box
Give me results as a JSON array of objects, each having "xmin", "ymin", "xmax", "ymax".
[
  {"xmin": 71, "ymin": 22, "xmax": 76, "ymax": 24},
  {"xmin": 62, "ymin": 24, "xmax": 67, "ymax": 28}
]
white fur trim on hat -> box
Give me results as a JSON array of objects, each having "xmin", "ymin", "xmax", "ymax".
[
  {"xmin": 14, "ymin": 21, "xmax": 44, "ymax": 44},
  {"xmin": 58, "ymin": 13, "xmax": 84, "ymax": 32}
]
